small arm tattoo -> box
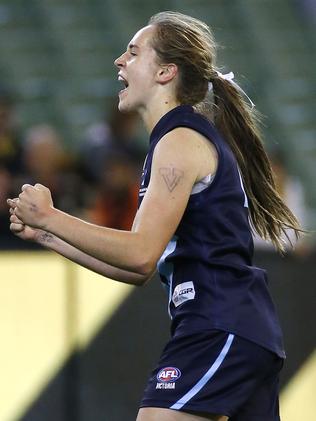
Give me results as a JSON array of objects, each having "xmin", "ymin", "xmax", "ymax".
[
  {"xmin": 38, "ymin": 232, "xmax": 54, "ymax": 244},
  {"xmin": 159, "ymin": 167, "xmax": 184, "ymax": 192}
]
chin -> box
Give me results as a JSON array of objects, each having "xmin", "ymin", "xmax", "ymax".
[
  {"xmin": 117, "ymin": 101, "xmax": 126, "ymax": 112},
  {"xmin": 118, "ymin": 99, "xmax": 138, "ymax": 114}
]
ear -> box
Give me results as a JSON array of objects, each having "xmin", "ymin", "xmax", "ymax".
[{"xmin": 156, "ymin": 63, "xmax": 178, "ymax": 84}]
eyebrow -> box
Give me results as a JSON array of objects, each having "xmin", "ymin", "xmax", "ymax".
[{"xmin": 128, "ymin": 43, "xmax": 139, "ymax": 50}]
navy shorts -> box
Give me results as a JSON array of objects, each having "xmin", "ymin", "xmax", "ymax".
[{"xmin": 140, "ymin": 330, "xmax": 284, "ymax": 420}]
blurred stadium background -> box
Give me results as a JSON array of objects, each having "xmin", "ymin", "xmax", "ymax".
[{"xmin": 0, "ymin": 0, "xmax": 315, "ymax": 420}]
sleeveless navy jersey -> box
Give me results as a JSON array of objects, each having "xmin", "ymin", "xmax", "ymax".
[{"xmin": 138, "ymin": 105, "xmax": 285, "ymax": 358}]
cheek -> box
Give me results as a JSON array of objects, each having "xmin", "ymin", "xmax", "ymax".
[{"xmin": 133, "ymin": 60, "xmax": 157, "ymax": 88}]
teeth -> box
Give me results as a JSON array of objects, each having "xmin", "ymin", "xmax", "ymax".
[{"xmin": 118, "ymin": 76, "xmax": 128, "ymax": 88}]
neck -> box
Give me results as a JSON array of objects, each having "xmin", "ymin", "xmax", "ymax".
[{"xmin": 139, "ymin": 96, "xmax": 180, "ymax": 133}]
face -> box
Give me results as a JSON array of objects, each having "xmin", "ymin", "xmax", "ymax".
[{"xmin": 114, "ymin": 25, "xmax": 161, "ymax": 113}]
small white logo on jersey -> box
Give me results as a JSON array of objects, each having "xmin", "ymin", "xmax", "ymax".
[
  {"xmin": 172, "ymin": 281, "xmax": 195, "ymax": 307},
  {"xmin": 156, "ymin": 382, "xmax": 176, "ymax": 389},
  {"xmin": 140, "ymin": 168, "xmax": 147, "ymax": 186},
  {"xmin": 156, "ymin": 367, "xmax": 181, "ymax": 389},
  {"xmin": 139, "ymin": 187, "xmax": 147, "ymax": 197}
]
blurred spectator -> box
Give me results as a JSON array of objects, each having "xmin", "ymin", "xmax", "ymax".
[
  {"xmin": 79, "ymin": 102, "xmax": 146, "ymax": 230},
  {"xmin": 0, "ymin": 85, "xmax": 22, "ymax": 174},
  {"xmin": 17, "ymin": 124, "xmax": 84, "ymax": 216},
  {"xmin": 253, "ymin": 150, "xmax": 311, "ymax": 256},
  {"xmin": 0, "ymin": 85, "xmax": 24, "ymax": 247},
  {"xmin": 84, "ymin": 151, "xmax": 139, "ymax": 230},
  {"xmin": 80, "ymin": 102, "xmax": 145, "ymax": 183}
]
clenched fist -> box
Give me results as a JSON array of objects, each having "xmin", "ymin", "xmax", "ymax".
[{"xmin": 7, "ymin": 183, "xmax": 54, "ymax": 229}]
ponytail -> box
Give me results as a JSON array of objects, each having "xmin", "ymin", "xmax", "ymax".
[
  {"xmin": 149, "ymin": 11, "xmax": 303, "ymax": 252},
  {"xmin": 209, "ymin": 75, "xmax": 302, "ymax": 252}
]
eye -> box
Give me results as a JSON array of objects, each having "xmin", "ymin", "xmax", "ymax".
[{"xmin": 130, "ymin": 52, "xmax": 137, "ymax": 56}]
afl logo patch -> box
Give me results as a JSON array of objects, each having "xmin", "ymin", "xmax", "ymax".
[{"xmin": 157, "ymin": 367, "xmax": 181, "ymax": 383}]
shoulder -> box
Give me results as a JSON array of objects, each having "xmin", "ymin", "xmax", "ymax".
[{"xmin": 153, "ymin": 127, "xmax": 218, "ymax": 181}]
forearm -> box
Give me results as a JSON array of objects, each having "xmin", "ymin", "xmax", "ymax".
[
  {"xmin": 36, "ymin": 230, "xmax": 154, "ymax": 286},
  {"xmin": 42, "ymin": 208, "xmax": 153, "ymax": 275}
]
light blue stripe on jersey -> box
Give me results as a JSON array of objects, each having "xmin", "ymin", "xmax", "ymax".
[
  {"xmin": 157, "ymin": 236, "xmax": 178, "ymax": 319},
  {"xmin": 170, "ymin": 333, "xmax": 235, "ymax": 410}
]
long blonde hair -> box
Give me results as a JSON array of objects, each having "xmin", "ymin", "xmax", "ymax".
[{"xmin": 149, "ymin": 11, "xmax": 302, "ymax": 252}]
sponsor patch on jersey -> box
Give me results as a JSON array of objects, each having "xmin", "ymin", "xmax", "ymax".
[{"xmin": 172, "ymin": 281, "xmax": 195, "ymax": 307}]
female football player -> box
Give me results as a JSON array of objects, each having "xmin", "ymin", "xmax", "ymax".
[{"xmin": 9, "ymin": 11, "xmax": 301, "ymax": 421}]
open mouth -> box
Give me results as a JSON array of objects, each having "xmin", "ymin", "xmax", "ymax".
[{"xmin": 118, "ymin": 75, "xmax": 129, "ymax": 93}]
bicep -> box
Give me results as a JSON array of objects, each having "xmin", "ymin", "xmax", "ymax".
[{"xmin": 132, "ymin": 134, "xmax": 198, "ymax": 265}]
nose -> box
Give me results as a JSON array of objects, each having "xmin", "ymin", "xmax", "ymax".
[{"xmin": 114, "ymin": 52, "xmax": 125, "ymax": 68}]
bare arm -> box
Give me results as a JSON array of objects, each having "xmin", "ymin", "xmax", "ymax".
[
  {"xmin": 12, "ymin": 127, "xmax": 217, "ymax": 280},
  {"xmin": 8, "ymin": 211, "xmax": 154, "ymax": 286},
  {"xmin": 36, "ymin": 229, "xmax": 156, "ymax": 285}
]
